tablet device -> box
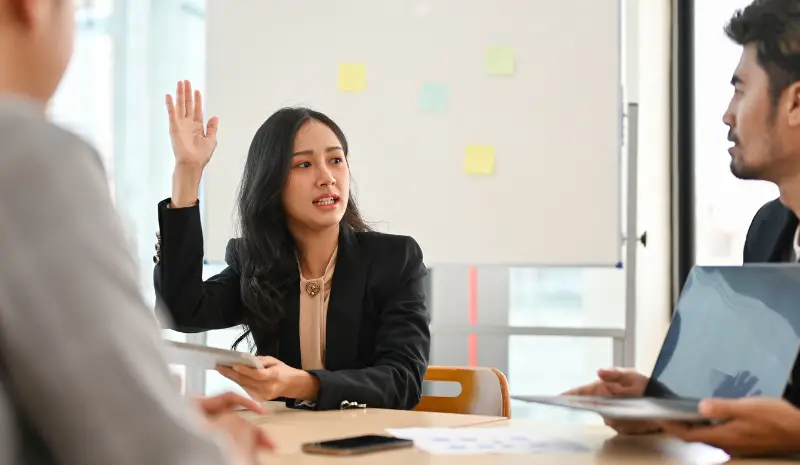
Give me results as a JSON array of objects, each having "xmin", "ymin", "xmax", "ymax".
[
  {"xmin": 163, "ymin": 341, "xmax": 263, "ymax": 369},
  {"xmin": 511, "ymin": 395, "xmax": 711, "ymax": 423}
]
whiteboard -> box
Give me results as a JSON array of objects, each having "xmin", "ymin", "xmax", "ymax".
[{"xmin": 205, "ymin": 0, "xmax": 622, "ymax": 265}]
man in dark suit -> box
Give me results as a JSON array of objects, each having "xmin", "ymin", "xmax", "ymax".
[{"xmin": 567, "ymin": 0, "xmax": 800, "ymax": 457}]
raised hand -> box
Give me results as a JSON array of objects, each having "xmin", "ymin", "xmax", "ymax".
[
  {"xmin": 166, "ymin": 80, "xmax": 218, "ymax": 168},
  {"xmin": 166, "ymin": 80, "xmax": 218, "ymax": 208}
]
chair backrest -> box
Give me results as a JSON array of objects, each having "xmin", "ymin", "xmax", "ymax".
[{"xmin": 414, "ymin": 366, "xmax": 510, "ymax": 418}]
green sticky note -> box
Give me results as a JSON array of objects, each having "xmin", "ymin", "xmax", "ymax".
[
  {"xmin": 419, "ymin": 82, "xmax": 450, "ymax": 114},
  {"xmin": 485, "ymin": 46, "xmax": 515, "ymax": 76},
  {"xmin": 338, "ymin": 63, "xmax": 367, "ymax": 92},
  {"xmin": 464, "ymin": 145, "xmax": 495, "ymax": 175}
]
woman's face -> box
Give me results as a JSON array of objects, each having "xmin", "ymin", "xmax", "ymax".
[{"xmin": 283, "ymin": 120, "xmax": 350, "ymax": 231}]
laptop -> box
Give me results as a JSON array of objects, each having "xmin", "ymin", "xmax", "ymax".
[{"xmin": 513, "ymin": 265, "xmax": 800, "ymax": 422}]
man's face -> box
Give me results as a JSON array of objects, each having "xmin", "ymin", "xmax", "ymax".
[
  {"xmin": 3, "ymin": 0, "xmax": 75, "ymax": 102},
  {"xmin": 723, "ymin": 44, "xmax": 786, "ymax": 181}
]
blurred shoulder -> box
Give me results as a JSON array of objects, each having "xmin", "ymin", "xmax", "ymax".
[{"xmin": 0, "ymin": 99, "xmax": 103, "ymax": 182}]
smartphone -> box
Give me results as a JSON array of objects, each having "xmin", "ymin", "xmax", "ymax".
[{"xmin": 301, "ymin": 434, "xmax": 414, "ymax": 455}]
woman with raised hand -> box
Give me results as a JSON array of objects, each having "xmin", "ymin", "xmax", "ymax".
[{"xmin": 154, "ymin": 80, "xmax": 430, "ymax": 411}]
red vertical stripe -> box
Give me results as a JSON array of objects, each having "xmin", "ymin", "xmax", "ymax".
[
  {"xmin": 468, "ymin": 267, "xmax": 478, "ymax": 367},
  {"xmin": 468, "ymin": 334, "xmax": 478, "ymax": 368},
  {"xmin": 468, "ymin": 267, "xmax": 478, "ymax": 325}
]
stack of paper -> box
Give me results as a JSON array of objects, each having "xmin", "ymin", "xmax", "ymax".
[{"xmin": 385, "ymin": 428, "xmax": 590, "ymax": 455}]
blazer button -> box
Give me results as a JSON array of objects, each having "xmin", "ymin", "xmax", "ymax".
[
  {"xmin": 339, "ymin": 400, "xmax": 365, "ymax": 410},
  {"xmin": 154, "ymin": 231, "xmax": 162, "ymax": 264}
]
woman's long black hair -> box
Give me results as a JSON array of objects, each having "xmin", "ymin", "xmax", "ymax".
[{"xmin": 232, "ymin": 107, "xmax": 370, "ymax": 353}]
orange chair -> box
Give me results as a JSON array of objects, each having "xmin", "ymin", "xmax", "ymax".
[{"xmin": 414, "ymin": 366, "xmax": 511, "ymax": 418}]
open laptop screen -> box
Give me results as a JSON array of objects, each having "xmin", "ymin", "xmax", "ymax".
[{"xmin": 645, "ymin": 265, "xmax": 800, "ymax": 401}]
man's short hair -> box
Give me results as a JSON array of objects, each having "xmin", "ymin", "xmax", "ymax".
[{"xmin": 725, "ymin": 0, "xmax": 800, "ymax": 104}]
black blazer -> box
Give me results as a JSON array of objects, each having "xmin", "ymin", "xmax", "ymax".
[
  {"xmin": 742, "ymin": 198, "xmax": 800, "ymax": 406},
  {"xmin": 743, "ymin": 198, "xmax": 798, "ymax": 264},
  {"xmin": 153, "ymin": 199, "xmax": 431, "ymax": 411}
]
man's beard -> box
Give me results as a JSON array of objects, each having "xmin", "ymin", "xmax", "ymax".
[
  {"xmin": 729, "ymin": 145, "xmax": 779, "ymax": 181},
  {"xmin": 729, "ymin": 156, "xmax": 760, "ymax": 180}
]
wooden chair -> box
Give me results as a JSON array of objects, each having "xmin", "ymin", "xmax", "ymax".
[{"xmin": 414, "ymin": 366, "xmax": 511, "ymax": 418}]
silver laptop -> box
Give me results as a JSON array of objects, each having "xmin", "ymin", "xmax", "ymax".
[{"xmin": 513, "ymin": 265, "xmax": 800, "ymax": 422}]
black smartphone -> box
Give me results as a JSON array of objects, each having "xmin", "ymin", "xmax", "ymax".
[{"xmin": 301, "ymin": 434, "xmax": 414, "ymax": 455}]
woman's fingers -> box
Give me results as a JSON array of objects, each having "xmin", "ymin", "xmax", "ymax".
[
  {"xmin": 183, "ymin": 80, "xmax": 194, "ymax": 118},
  {"xmin": 206, "ymin": 116, "xmax": 219, "ymax": 140},
  {"xmin": 232, "ymin": 365, "xmax": 279, "ymax": 384},
  {"xmin": 218, "ymin": 367, "xmax": 269, "ymax": 399},
  {"xmin": 232, "ymin": 365, "xmax": 266, "ymax": 380},
  {"xmin": 165, "ymin": 94, "xmax": 178, "ymax": 131},
  {"xmin": 175, "ymin": 81, "xmax": 185, "ymax": 119},
  {"xmin": 217, "ymin": 366, "xmax": 243, "ymax": 384},
  {"xmin": 255, "ymin": 356, "xmax": 282, "ymax": 368},
  {"xmin": 194, "ymin": 89, "xmax": 204, "ymax": 124}
]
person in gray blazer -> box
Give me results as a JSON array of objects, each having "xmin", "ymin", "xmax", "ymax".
[{"xmin": 0, "ymin": 1, "xmax": 272, "ymax": 464}]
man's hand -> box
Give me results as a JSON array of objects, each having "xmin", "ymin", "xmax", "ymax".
[
  {"xmin": 659, "ymin": 397, "xmax": 800, "ymax": 457},
  {"xmin": 565, "ymin": 368, "xmax": 649, "ymax": 397},
  {"xmin": 197, "ymin": 392, "xmax": 273, "ymax": 465},
  {"xmin": 195, "ymin": 392, "xmax": 264, "ymax": 416},
  {"xmin": 564, "ymin": 368, "xmax": 659, "ymax": 435},
  {"xmin": 206, "ymin": 413, "xmax": 274, "ymax": 465}
]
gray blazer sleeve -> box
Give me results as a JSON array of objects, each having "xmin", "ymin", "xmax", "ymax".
[{"xmin": 0, "ymin": 118, "xmax": 231, "ymax": 465}]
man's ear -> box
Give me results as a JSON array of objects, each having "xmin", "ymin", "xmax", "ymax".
[
  {"xmin": 785, "ymin": 81, "xmax": 800, "ymax": 127},
  {"xmin": 6, "ymin": 0, "xmax": 38, "ymax": 29}
]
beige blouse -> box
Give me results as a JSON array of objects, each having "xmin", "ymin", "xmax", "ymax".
[{"xmin": 297, "ymin": 248, "xmax": 337, "ymax": 371}]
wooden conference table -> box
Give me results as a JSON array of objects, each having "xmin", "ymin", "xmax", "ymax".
[{"xmin": 241, "ymin": 402, "xmax": 792, "ymax": 464}]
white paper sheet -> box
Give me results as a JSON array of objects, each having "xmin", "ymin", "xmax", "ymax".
[{"xmin": 385, "ymin": 428, "xmax": 591, "ymax": 455}]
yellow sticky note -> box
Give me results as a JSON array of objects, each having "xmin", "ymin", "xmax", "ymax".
[
  {"xmin": 464, "ymin": 145, "xmax": 495, "ymax": 175},
  {"xmin": 485, "ymin": 46, "xmax": 515, "ymax": 76},
  {"xmin": 338, "ymin": 63, "xmax": 367, "ymax": 92}
]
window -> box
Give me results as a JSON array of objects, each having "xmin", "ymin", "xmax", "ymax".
[
  {"xmin": 51, "ymin": 1, "xmax": 115, "ymax": 197},
  {"xmin": 52, "ymin": 0, "xmax": 206, "ymax": 304},
  {"xmin": 51, "ymin": 0, "xmax": 207, "ymax": 386},
  {"xmin": 693, "ymin": 0, "xmax": 779, "ymax": 266}
]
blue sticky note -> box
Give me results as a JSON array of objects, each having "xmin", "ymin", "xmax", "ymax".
[{"xmin": 419, "ymin": 82, "xmax": 450, "ymax": 114}]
